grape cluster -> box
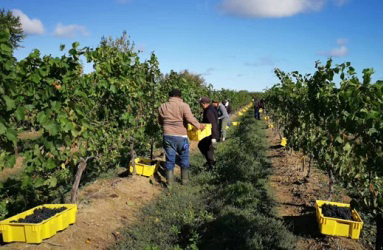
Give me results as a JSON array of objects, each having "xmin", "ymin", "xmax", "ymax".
[
  {"xmin": 321, "ymin": 204, "xmax": 353, "ymax": 221},
  {"xmin": 11, "ymin": 207, "xmax": 67, "ymax": 223}
]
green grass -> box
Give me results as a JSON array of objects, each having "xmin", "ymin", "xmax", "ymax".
[{"xmin": 111, "ymin": 115, "xmax": 296, "ymax": 250}]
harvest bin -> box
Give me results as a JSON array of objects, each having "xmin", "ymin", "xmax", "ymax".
[
  {"xmin": 130, "ymin": 158, "xmax": 159, "ymax": 177},
  {"xmin": 187, "ymin": 123, "xmax": 212, "ymax": 141},
  {"xmin": 315, "ymin": 200, "xmax": 363, "ymax": 239},
  {"xmin": 0, "ymin": 204, "xmax": 77, "ymax": 244},
  {"xmin": 280, "ymin": 137, "xmax": 287, "ymax": 147}
]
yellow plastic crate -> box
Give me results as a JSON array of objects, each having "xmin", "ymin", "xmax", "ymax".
[
  {"xmin": 315, "ymin": 200, "xmax": 363, "ymax": 239},
  {"xmin": 130, "ymin": 158, "xmax": 159, "ymax": 176},
  {"xmin": 238, "ymin": 112, "xmax": 244, "ymax": 116},
  {"xmin": 0, "ymin": 204, "xmax": 77, "ymax": 244},
  {"xmin": 187, "ymin": 124, "xmax": 211, "ymax": 141},
  {"xmin": 280, "ymin": 137, "xmax": 287, "ymax": 147},
  {"xmin": 232, "ymin": 122, "xmax": 240, "ymax": 126}
]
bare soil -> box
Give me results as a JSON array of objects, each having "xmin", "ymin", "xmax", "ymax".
[
  {"xmin": 266, "ymin": 124, "xmax": 370, "ymax": 250},
  {"xmin": 0, "ymin": 111, "xmax": 240, "ymax": 250},
  {"xmin": 0, "ymin": 174, "xmax": 163, "ymax": 250}
]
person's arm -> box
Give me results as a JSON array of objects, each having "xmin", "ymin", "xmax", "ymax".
[
  {"xmin": 183, "ymin": 103, "xmax": 201, "ymax": 129},
  {"xmin": 220, "ymin": 105, "xmax": 228, "ymax": 119},
  {"xmin": 207, "ymin": 110, "xmax": 219, "ymax": 140},
  {"xmin": 158, "ymin": 107, "xmax": 164, "ymax": 126}
]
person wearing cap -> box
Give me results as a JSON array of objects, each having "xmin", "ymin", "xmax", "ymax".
[
  {"xmin": 213, "ymin": 100, "xmax": 229, "ymax": 142},
  {"xmin": 198, "ymin": 97, "xmax": 219, "ymax": 169},
  {"xmin": 158, "ymin": 89, "xmax": 204, "ymax": 185}
]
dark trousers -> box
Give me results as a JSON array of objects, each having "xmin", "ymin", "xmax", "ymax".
[
  {"xmin": 198, "ymin": 136, "xmax": 215, "ymax": 164},
  {"xmin": 254, "ymin": 108, "xmax": 260, "ymax": 120}
]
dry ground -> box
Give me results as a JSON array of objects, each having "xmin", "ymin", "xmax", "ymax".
[{"xmin": 266, "ymin": 124, "xmax": 371, "ymax": 250}]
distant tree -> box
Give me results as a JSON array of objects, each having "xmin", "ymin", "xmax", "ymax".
[
  {"xmin": 179, "ymin": 70, "xmax": 206, "ymax": 87},
  {"xmin": 0, "ymin": 9, "xmax": 26, "ymax": 49},
  {"xmin": 100, "ymin": 31, "xmax": 135, "ymax": 53}
]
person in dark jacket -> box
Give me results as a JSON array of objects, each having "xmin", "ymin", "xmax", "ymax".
[
  {"xmin": 198, "ymin": 97, "xmax": 219, "ymax": 169},
  {"xmin": 254, "ymin": 98, "xmax": 261, "ymax": 120}
]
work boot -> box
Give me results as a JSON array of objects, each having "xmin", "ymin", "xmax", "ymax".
[
  {"xmin": 181, "ymin": 168, "xmax": 190, "ymax": 185},
  {"xmin": 165, "ymin": 169, "xmax": 174, "ymax": 186}
]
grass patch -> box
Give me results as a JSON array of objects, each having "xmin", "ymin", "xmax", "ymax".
[{"xmin": 111, "ymin": 115, "xmax": 295, "ymax": 250}]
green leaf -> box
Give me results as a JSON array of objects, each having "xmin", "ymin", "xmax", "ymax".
[
  {"xmin": 3, "ymin": 95, "xmax": 15, "ymax": 111},
  {"xmin": 34, "ymin": 177, "xmax": 45, "ymax": 188},
  {"xmin": 31, "ymin": 73, "xmax": 41, "ymax": 83},
  {"xmin": 0, "ymin": 43, "xmax": 12, "ymax": 52},
  {"xmin": 4, "ymin": 154, "xmax": 16, "ymax": 168},
  {"xmin": 368, "ymin": 127, "xmax": 378, "ymax": 135},
  {"xmin": 0, "ymin": 121, "xmax": 6, "ymax": 135},
  {"xmin": 60, "ymin": 44, "xmax": 65, "ymax": 51},
  {"xmin": 43, "ymin": 121, "xmax": 59, "ymax": 136},
  {"xmin": 21, "ymin": 175, "xmax": 31, "ymax": 188},
  {"xmin": 343, "ymin": 143, "xmax": 351, "ymax": 152},
  {"xmin": 49, "ymin": 177, "xmax": 57, "ymax": 188},
  {"xmin": 46, "ymin": 158, "xmax": 56, "ymax": 170},
  {"xmin": 15, "ymin": 107, "xmax": 25, "ymax": 121},
  {"xmin": 37, "ymin": 111, "xmax": 47, "ymax": 124},
  {"xmin": 44, "ymin": 176, "xmax": 58, "ymax": 188},
  {"xmin": 5, "ymin": 128, "xmax": 17, "ymax": 143},
  {"xmin": 110, "ymin": 84, "xmax": 117, "ymax": 93},
  {"xmin": 61, "ymin": 121, "xmax": 73, "ymax": 132},
  {"xmin": 335, "ymin": 136, "xmax": 343, "ymax": 143}
]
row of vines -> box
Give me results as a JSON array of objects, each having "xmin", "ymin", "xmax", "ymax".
[
  {"xmin": 265, "ymin": 59, "xmax": 383, "ymax": 249},
  {"xmin": 0, "ymin": 29, "xmax": 252, "ymax": 220}
]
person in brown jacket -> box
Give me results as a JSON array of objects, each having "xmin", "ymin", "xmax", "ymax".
[{"xmin": 158, "ymin": 89, "xmax": 203, "ymax": 185}]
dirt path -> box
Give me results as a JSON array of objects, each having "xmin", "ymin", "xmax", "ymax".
[
  {"xmin": 1, "ymin": 174, "xmax": 163, "ymax": 250},
  {"xmin": 0, "ymin": 110, "xmax": 243, "ymax": 250},
  {"xmin": 266, "ymin": 125, "xmax": 370, "ymax": 250}
]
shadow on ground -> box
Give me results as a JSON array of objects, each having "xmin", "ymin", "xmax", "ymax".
[{"xmin": 283, "ymin": 211, "xmax": 324, "ymax": 239}]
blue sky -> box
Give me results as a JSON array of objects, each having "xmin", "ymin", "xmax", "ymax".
[{"xmin": 2, "ymin": 0, "xmax": 383, "ymax": 91}]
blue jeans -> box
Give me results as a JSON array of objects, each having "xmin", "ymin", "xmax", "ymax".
[
  {"xmin": 228, "ymin": 114, "xmax": 231, "ymax": 126},
  {"xmin": 163, "ymin": 135, "xmax": 190, "ymax": 170}
]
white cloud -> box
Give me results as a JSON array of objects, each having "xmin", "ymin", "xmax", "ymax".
[
  {"xmin": 54, "ymin": 23, "xmax": 89, "ymax": 38},
  {"xmin": 319, "ymin": 38, "xmax": 348, "ymax": 57},
  {"xmin": 12, "ymin": 9, "xmax": 44, "ymax": 35},
  {"xmin": 220, "ymin": 0, "xmax": 348, "ymax": 18}
]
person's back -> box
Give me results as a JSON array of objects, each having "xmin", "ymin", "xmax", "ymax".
[
  {"xmin": 158, "ymin": 89, "xmax": 200, "ymax": 186},
  {"xmin": 159, "ymin": 97, "xmax": 199, "ymax": 136},
  {"xmin": 202, "ymin": 104, "xmax": 219, "ymax": 139}
]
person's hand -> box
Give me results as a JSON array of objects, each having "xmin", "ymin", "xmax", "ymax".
[
  {"xmin": 211, "ymin": 139, "xmax": 217, "ymax": 147},
  {"xmin": 200, "ymin": 124, "xmax": 206, "ymax": 131}
]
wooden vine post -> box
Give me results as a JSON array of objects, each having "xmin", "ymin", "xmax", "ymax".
[{"xmin": 70, "ymin": 156, "xmax": 94, "ymax": 204}]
